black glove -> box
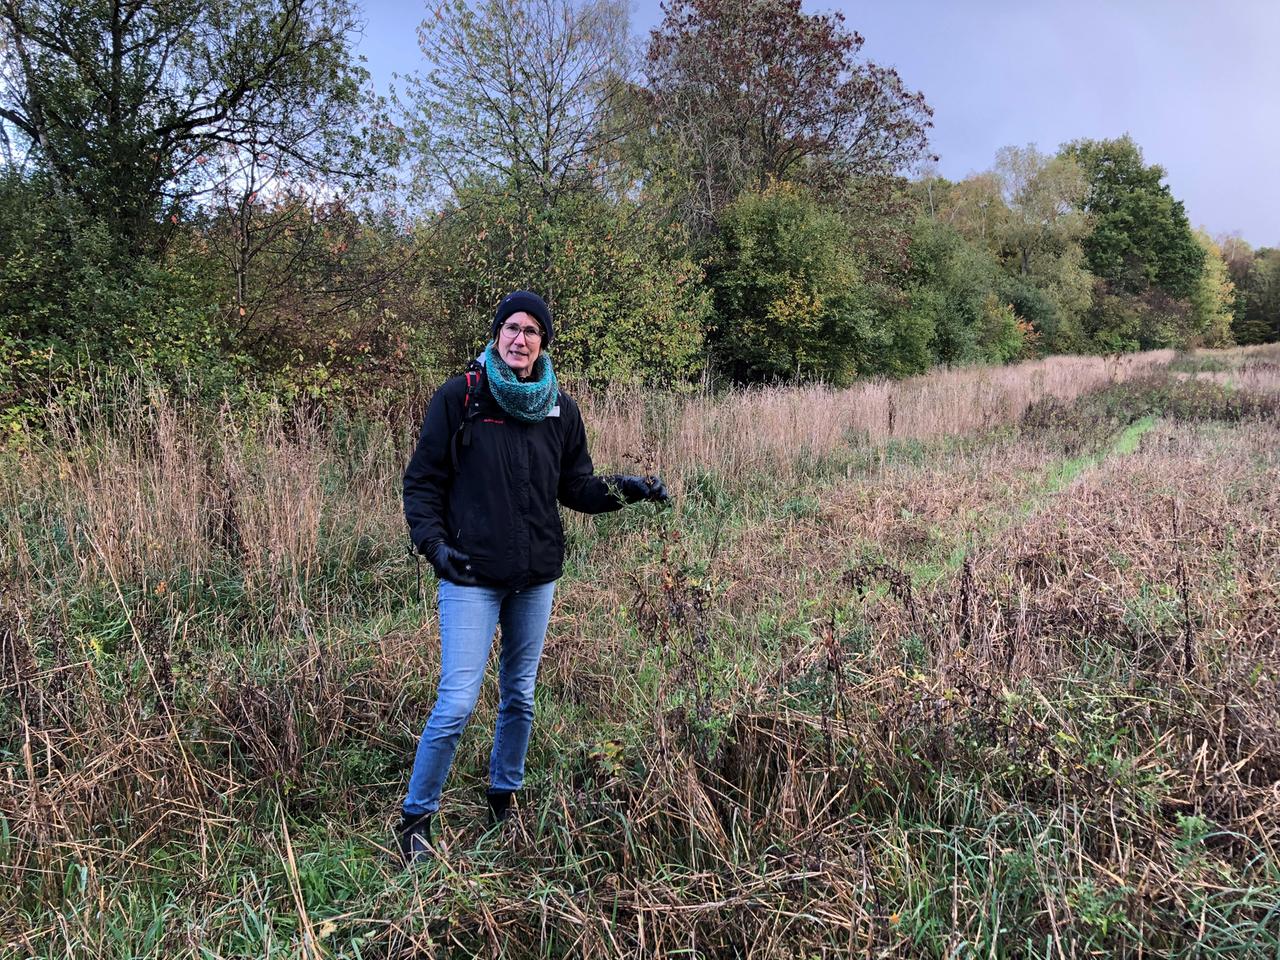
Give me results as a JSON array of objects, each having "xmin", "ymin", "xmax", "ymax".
[
  {"xmin": 614, "ymin": 474, "xmax": 671, "ymax": 505},
  {"xmin": 422, "ymin": 540, "xmax": 480, "ymax": 586}
]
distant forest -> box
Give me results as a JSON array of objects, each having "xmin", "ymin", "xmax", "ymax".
[{"xmin": 2, "ymin": 0, "xmax": 1277, "ymax": 422}]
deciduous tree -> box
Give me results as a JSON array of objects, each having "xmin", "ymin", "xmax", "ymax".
[
  {"xmin": 1234, "ymin": 248, "xmax": 1280, "ymax": 345},
  {"xmin": 402, "ymin": 0, "xmax": 630, "ymax": 207},
  {"xmin": 993, "ymin": 144, "xmax": 1087, "ymax": 277},
  {"xmin": 900, "ymin": 216, "xmax": 1013, "ymax": 366},
  {"xmin": 420, "ymin": 184, "xmax": 709, "ymax": 384},
  {"xmin": 644, "ymin": 0, "xmax": 932, "ymax": 234},
  {"xmin": 0, "ymin": 0, "xmax": 386, "ymax": 256},
  {"xmin": 1188, "ymin": 230, "xmax": 1236, "ymax": 347},
  {"xmin": 937, "ymin": 171, "xmax": 1007, "ymax": 245},
  {"xmin": 1061, "ymin": 135, "xmax": 1203, "ymax": 300}
]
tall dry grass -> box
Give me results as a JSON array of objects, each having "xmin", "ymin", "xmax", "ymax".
[
  {"xmin": 5, "ymin": 350, "xmax": 1178, "ymax": 609},
  {"xmin": 584, "ymin": 350, "xmax": 1176, "ymax": 481},
  {"xmin": 5, "ymin": 385, "xmax": 408, "ymax": 619}
]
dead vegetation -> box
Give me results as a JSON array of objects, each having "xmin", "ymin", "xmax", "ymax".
[{"xmin": 2, "ymin": 344, "xmax": 1279, "ymax": 957}]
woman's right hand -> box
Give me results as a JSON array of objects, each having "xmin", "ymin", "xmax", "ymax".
[{"xmin": 424, "ymin": 540, "xmax": 480, "ymax": 586}]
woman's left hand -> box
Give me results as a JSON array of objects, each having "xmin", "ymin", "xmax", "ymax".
[{"xmin": 616, "ymin": 475, "xmax": 670, "ymax": 504}]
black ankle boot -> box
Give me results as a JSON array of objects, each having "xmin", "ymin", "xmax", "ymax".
[
  {"xmin": 486, "ymin": 789, "xmax": 514, "ymax": 825},
  {"xmin": 397, "ymin": 810, "xmax": 434, "ymax": 866}
]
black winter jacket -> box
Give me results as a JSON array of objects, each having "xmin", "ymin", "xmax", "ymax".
[{"xmin": 403, "ymin": 373, "xmax": 624, "ymax": 587}]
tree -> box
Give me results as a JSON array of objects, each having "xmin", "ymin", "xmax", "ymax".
[
  {"xmin": 643, "ymin": 0, "xmax": 932, "ymax": 235},
  {"xmin": 997, "ymin": 243, "xmax": 1091, "ymax": 354},
  {"xmin": 1061, "ymin": 135, "xmax": 1204, "ymax": 300},
  {"xmin": 401, "ymin": 0, "xmax": 630, "ymax": 208},
  {"xmin": 979, "ymin": 147, "xmax": 1091, "ymax": 351},
  {"xmin": 1234, "ymin": 248, "xmax": 1280, "ymax": 345},
  {"xmin": 198, "ymin": 195, "xmax": 424, "ymax": 399},
  {"xmin": 398, "ymin": 0, "xmax": 707, "ymax": 385},
  {"xmin": 992, "ymin": 145, "xmax": 1087, "ymax": 277},
  {"xmin": 1188, "ymin": 230, "xmax": 1235, "ymax": 347},
  {"xmin": 1216, "ymin": 232, "xmax": 1255, "ymax": 336},
  {"xmin": 0, "ymin": 0, "xmax": 386, "ymax": 257},
  {"xmin": 1083, "ymin": 284, "xmax": 1191, "ymax": 353},
  {"xmin": 913, "ymin": 153, "xmax": 1087, "ymax": 358},
  {"xmin": 936, "ymin": 171, "xmax": 1008, "ymax": 245},
  {"xmin": 1217, "ymin": 233, "xmax": 1254, "ymax": 285},
  {"xmin": 0, "ymin": 169, "xmax": 224, "ymax": 417}
]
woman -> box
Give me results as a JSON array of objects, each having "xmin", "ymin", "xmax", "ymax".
[{"xmin": 398, "ymin": 290, "xmax": 667, "ymax": 864}]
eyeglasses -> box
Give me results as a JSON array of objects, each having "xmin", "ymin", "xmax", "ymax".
[{"xmin": 500, "ymin": 322, "xmax": 543, "ymax": 342}]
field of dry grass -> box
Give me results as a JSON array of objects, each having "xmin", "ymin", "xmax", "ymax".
[{"xmin": 2, "ymin": 344, "xmax": 1279, "ymax": 957}]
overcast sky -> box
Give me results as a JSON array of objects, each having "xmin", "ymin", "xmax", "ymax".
[{"xmin": 356, "ymin": 0, "xmax": 1280, "ymax": 247}]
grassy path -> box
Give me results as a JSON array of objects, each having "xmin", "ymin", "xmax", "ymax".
[
  {"xmin": 826, "ymin": 412, "xmax": 1165, "ymax": 586},
  {"xmin": 1041, "ymin": 413, "xmax": 1158, "ymax": 491}
]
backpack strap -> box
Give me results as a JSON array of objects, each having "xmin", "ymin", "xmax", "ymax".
[{"xmin": 451, "ymin": 360, "xmax": 487, "ymax": 471}]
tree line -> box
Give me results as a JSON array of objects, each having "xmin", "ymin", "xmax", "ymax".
[{"xmin": 2, "ymin": 0, "xmax": 1276, "ymax": 425}]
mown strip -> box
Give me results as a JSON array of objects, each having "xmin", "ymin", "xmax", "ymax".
[{"xmin": 910, "ymin": 414, "xmax": 1162, "ymax": 584}]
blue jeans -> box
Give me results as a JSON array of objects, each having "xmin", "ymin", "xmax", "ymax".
[{"xmin": 403, "ymin": 579, "xmax": 557, "ymax": 816}]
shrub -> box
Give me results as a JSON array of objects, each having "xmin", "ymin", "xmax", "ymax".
[
  {"xmin": 0, "ymin": 174, "xmax": 229, "ymax": 427},
  {"xmin": 707, "ymin": 183, "xmax": 873, "ymax": 385},
  {"xmin": 1084, "ymin": 282, "xmax": 1195, "ymax": 353},
  {"xmin": 419, "ymin": 185, "xmax": 709, "ymax": 385},
  {"xmin": 902, "ymin": 217, "xmax": 1025, "ymax": 366}
]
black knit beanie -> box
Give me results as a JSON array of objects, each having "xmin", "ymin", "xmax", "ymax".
[{"xmin": 491, "ymin": 290, "xmax": 553, "ymax": 346}]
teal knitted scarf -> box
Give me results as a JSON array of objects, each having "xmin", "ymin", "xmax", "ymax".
[{"xmin": 484, "ymin": 342, "xmax": 559, "ymax": 423}]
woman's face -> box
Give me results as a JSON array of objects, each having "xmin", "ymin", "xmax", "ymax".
[{"xmin": 497, "ymin": 310, "xmax": 543, "ymax": 379}]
